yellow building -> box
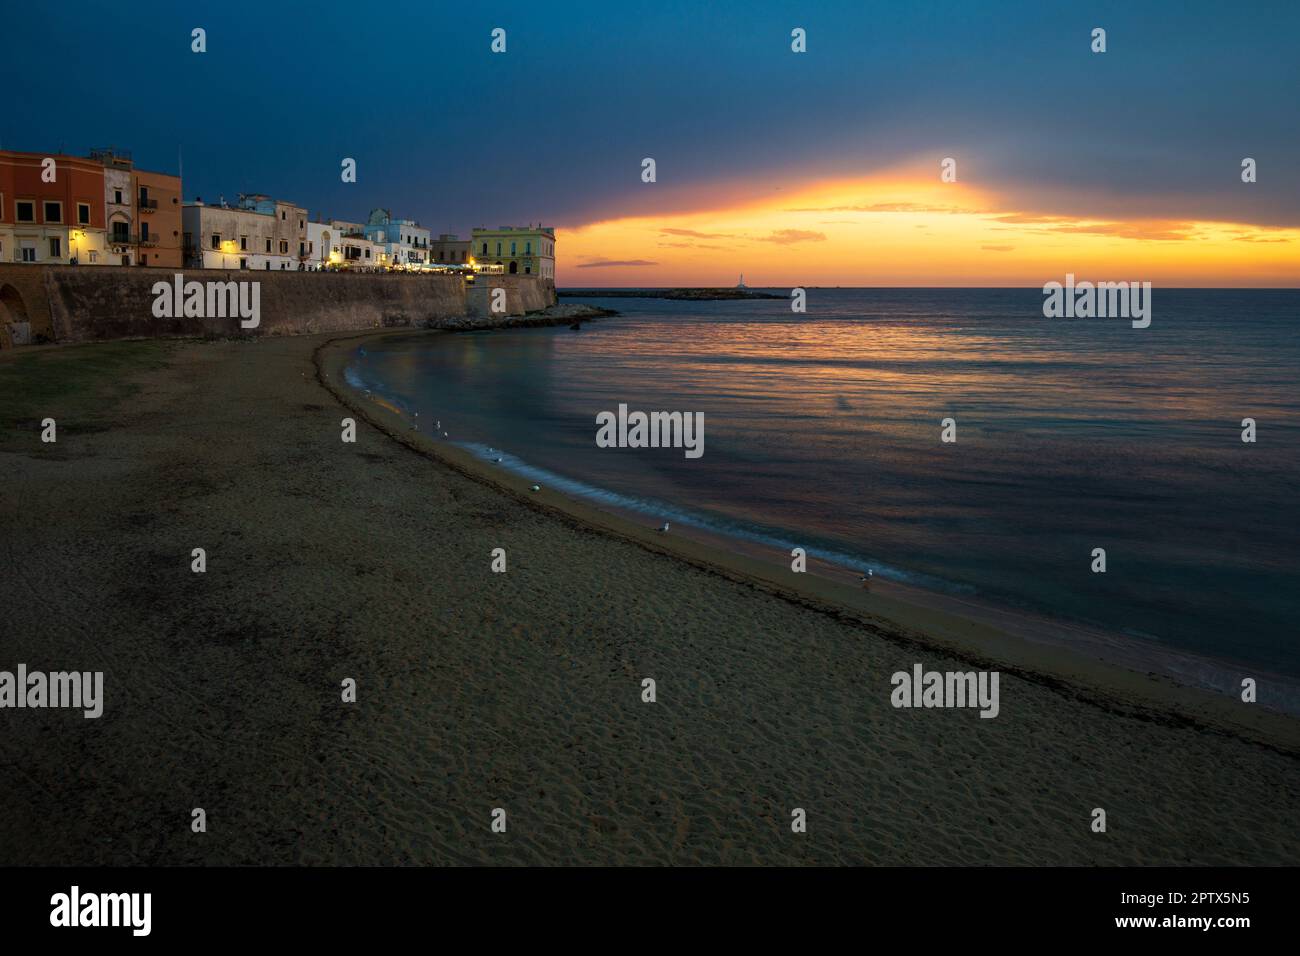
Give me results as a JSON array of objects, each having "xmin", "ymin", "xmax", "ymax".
[{"xmin": 470, "ymin": 225, "xmax": 554, "ymax": 279}]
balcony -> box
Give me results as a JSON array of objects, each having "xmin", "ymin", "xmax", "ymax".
[
  {"xmin": 139, "ymin": 234, "xmax": 161, "ymax": 247},
  {"xmin": 108, "ymin": 232, "xmax": 138, "ymax": 246},
  {"xmin": 138, "ymin": 198, "xmax": 158, "ymax": 212}
]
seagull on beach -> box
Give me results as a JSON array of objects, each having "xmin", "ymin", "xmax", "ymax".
[
  {"xmin": 859, "ymin": 570, "xmax": 874, "ymax": 590},
  {"xmin": 658, "ymin": 522, "xmax": 670, "ymax": 533}
]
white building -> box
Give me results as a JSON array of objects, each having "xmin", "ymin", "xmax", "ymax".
[
  {"xmin": 363, "ymin": 208, "xmax": 430, "ymax": 270},
  {"xmin": 182, "ymin": 194, "xmax": 308, "ymax": 270},
  {"xmin": 305, "ymin": 221, "xmax": 332, "ymax": 269},
  {"xmin": 321, "ymin": 221, "xmax": 379, "ymax": 269}
]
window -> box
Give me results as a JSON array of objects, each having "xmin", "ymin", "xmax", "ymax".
[
  {"xmin": 511, "ymin": 242, "xmax": 517, "ymax": 255},
  {"xmin": 113, "ymin": 221, "xmax": 129, "ymax": 242},
  {"xmin": 280, "ymin": 210, "xmax": 286, "ymax": 220},
  {"xmin": 16, "ymin": 201, "xmax": 35, "ymax": 223},
  {"xmin": 78, "ymin": 203, "xmax": 91, "ymax": 225},
  {"xmin": 240, "ymin": 236, "xmax": 248, "ymax": 251},
  {"xmin": 496, "ymin": 241, "xmax": 502, "ymax": 255},
  {"xmin": 89, "ymin": 251, "xmax": 97, "ymax": 263},
  {"xmin": 525, "ymin": 241, "xmax": 531, "ymax": 254},
  {"xmin": 211, "ymin": 233, "xmax": 222, "ymax": 249},
  {"xmin": 22, "ymin": 246, "xmax": 37, "ymax": 262},
  {"xmin": 141, "ymin": 254, "xmax": 148, "ymax": 266},
  {"xmin": 49, "ymin": 236, "xmax": 62, "ymax": 258},
  {"xmin": 299, "ymin": 219, "xmax": 304, "ymax": 229},
  {"xmin": 114, "ymin": 190, "xmax": 123, "ymax": 204},
  {"xmin": 240, "ymin": 258, "xmax": 248, "ymax": 269},
  {"xmin": 279, "ymin": 240, "xmax": 288, "ymax": 254},
  {"xmin": 365, "ymin": 249, "xmax": 370, "ymax": 258},
  {"xmin": 481, "ymin": 242, "xmax": 487, "ymax": 255},
  {"xmin": 44, "ymin": 201, "xmax": 62, "ymax": 223},
  {"xmin": 265, "ymin": 239, "xmax": 272, "ymax": 253},
  {"xmin": 141, "ymin": 222, "xmax": 150, "ymax": 241}
]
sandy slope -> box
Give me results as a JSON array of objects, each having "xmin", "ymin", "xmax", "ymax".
[{"xmin": 1, "ymin": 332, "xmax": 1296, "ymax": 865}]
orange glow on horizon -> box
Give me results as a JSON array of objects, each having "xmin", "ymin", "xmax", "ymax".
[{"xmin": 557, "ymin": 173, "xmax": 1300, "ymax": 287}]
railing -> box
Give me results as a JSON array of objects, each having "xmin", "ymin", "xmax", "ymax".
[
  {"xmin": 139, "ymin": 234, "xmax": 161, "ymax": 247},
  {"xmin": 138, "ymin": 198, "xmax": 158, "ymax": 211},
  {"xmin": 109, "ymin": 232, "xmax": 138, "ymax": 245}
]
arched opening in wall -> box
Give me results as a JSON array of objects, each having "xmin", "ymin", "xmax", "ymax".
[
  {"xmin": 508, "ymin": 261, "xmax": 518, "ymax": 274},
  {"xmin": 0, "ymin": 283, "xmax": 32, "ymax": 348}
]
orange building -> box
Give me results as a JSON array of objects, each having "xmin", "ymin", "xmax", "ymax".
[
  {"xmin": 92, "ymin": 148, "xmax": 183, "ymax": 268},
  {"xmin": 0, "ymin": 147, "xmax": 183, "ymax": 267},
  {"xmin": 0, "ymin": 150, "xmax": 107, "ymax": 265}
]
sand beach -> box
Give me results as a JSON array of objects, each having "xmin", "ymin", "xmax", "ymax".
[{"xmin": 1, "ymin": 329, "xmax": 1297, "ymax": 866}]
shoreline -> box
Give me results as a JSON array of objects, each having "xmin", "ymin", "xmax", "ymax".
[
  {"xmin": 5, "ymin": 329, "xmax": 1297, "ymax": 865},
  {"xmin": 321, "ymin": 327, "xmax": 1299, "ymax": 755}
]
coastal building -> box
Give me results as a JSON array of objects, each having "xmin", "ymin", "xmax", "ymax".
[
  {"xmin": 431, "ymin": 233, "xmax": 470, "ymax": 268},
  {"xmin": 338, "ymin": 232, "xmax": 378, "ymax": 268},
  {"xmin": 363, "ymin": 208, "xmax": 429, "ymax": 270},
  {"xmin": 0, "ymin": 149, "xmax": 107, "ymax": 265},
  {"xmin": 304, "ymin": 220, "xmax": 331, "ymax": 268},
  {"xmin": 471, "ymin": 225, "xmax": 555, "ymax": 279},
  {"xmin": 182, "ymin": 194, "xmax": 308, "ymax": 270},
  {"xmin": 90, "ymin": 148, "xmax": 183, "ymax": 268},
  {"xmin": 100, "ymin": 154, "xmax": 134, "ymax": 265}
]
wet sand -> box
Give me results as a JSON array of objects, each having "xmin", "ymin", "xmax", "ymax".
[{"xmin": 1, "ymin": 330, "xmax": 1297, "ymax": 865}]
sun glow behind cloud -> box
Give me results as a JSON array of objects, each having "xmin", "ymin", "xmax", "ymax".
[{"xmin": 557, "ymin": 172, "xmax": 1300, "ymax": 287}]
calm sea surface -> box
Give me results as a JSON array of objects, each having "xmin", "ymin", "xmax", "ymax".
[{"xmin": 346, "ymin": 289, "xmax": 1300, "ymax": 691}]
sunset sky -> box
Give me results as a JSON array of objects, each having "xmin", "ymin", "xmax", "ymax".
[{"xmin": 4, "ymin": 0, "xmax": 1297, "ymax": 286}]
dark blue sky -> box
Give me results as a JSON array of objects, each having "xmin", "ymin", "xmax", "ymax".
[{"xmin": 3, "ymin": 0, "xmax": 1296, "ymax": 234}]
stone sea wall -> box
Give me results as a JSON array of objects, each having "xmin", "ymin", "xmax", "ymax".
[{"xmin": 0, "ymin": 264, "xmax": 556, "ymax": 348}]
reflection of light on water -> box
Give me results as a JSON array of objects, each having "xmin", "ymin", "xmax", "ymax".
[
  {"xmin": 343, "ymin": 294, "xmax": 1300, "ymax": 708},
  {"xmin": 457, "ymin": 440, "xmax": 940, "ymax": 589}
]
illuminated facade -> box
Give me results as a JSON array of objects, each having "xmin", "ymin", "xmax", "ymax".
[{"xmin": 470, "ymin": 225, "xmax": 555, "ymax": 279}]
